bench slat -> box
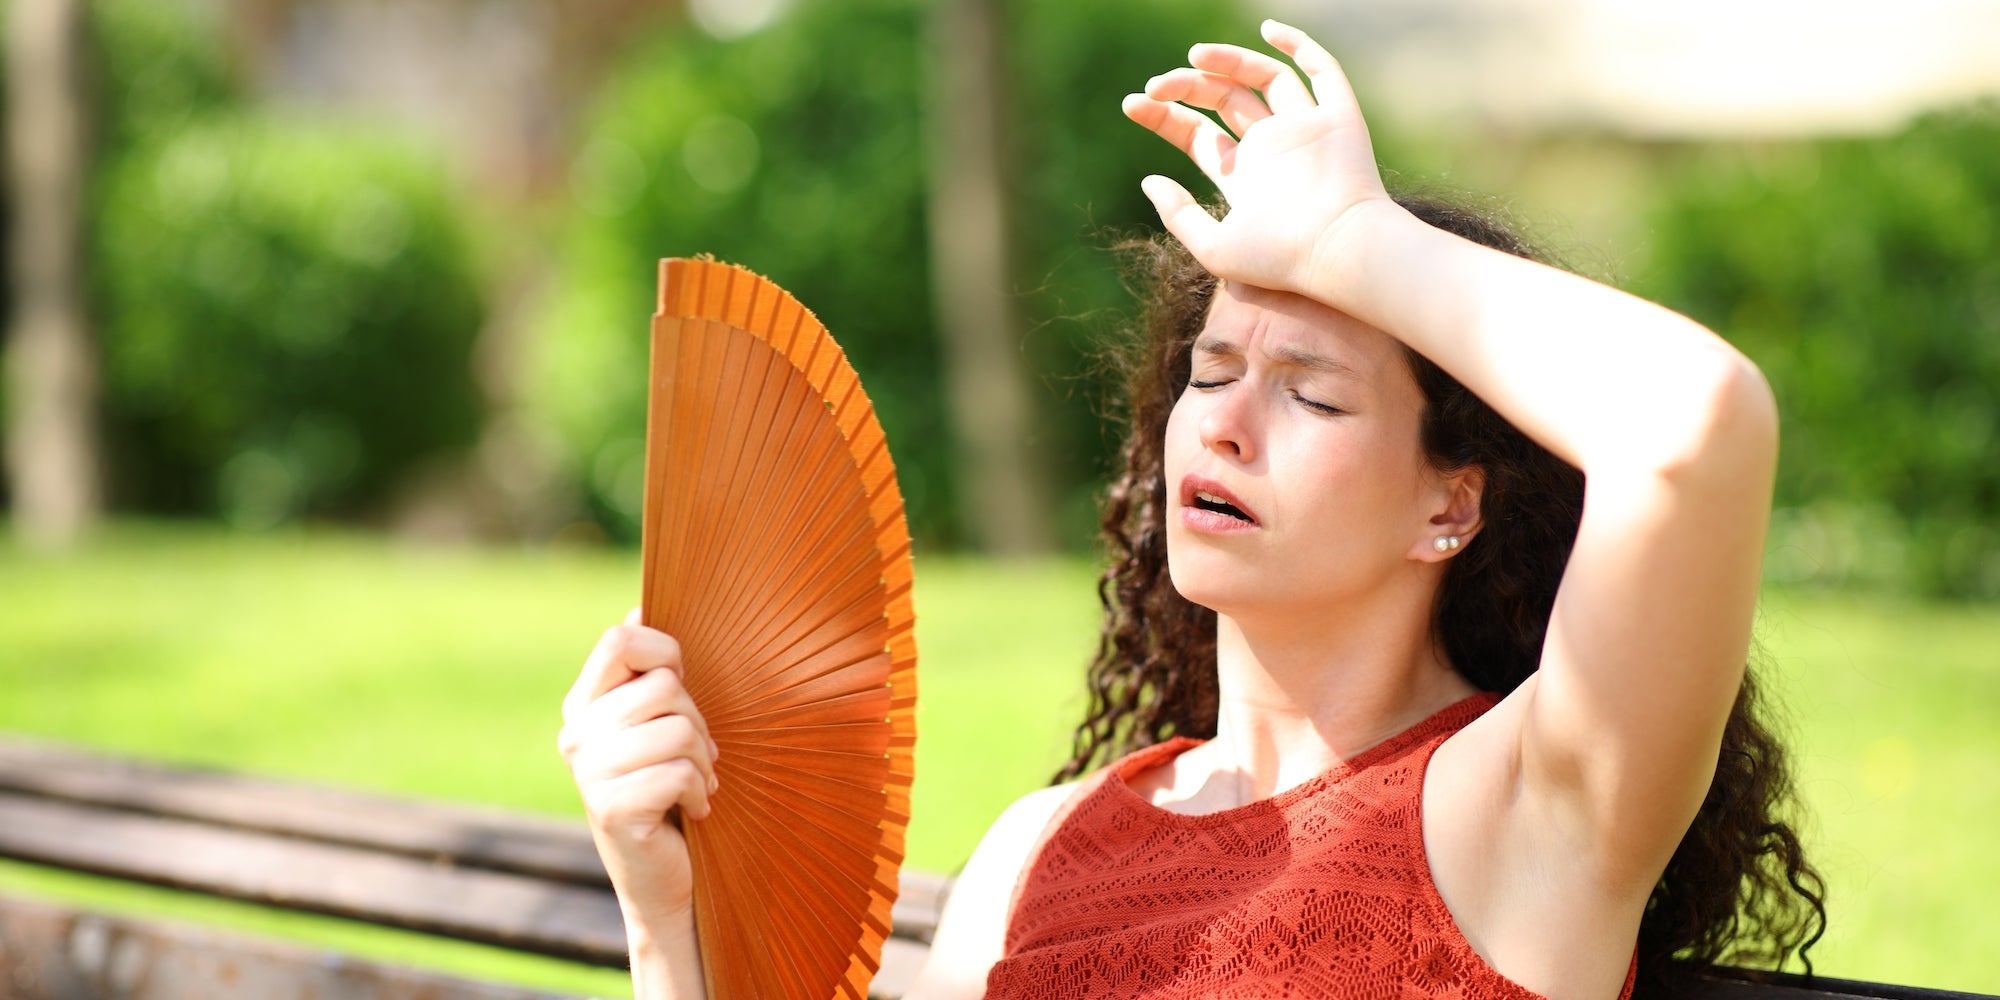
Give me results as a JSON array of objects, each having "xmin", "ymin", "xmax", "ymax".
[
  {"xmin": 0, "ymin": 737, "xmax": 605, "ymax": 885},
  {"xmin": 0, "ymin": 893, "xmax": 578, "ymax": 1000},
  {"xmin": 0, "ymin": 790, "xmax": 630, "ymax": 965}
]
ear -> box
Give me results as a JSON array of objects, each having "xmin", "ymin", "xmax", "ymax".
[{"xmin": 1410, "ymin": 464, "xmax": 1485, "ymax": 564}]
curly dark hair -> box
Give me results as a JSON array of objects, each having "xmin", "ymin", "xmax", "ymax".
[{"xmin": 1058, "ymin": 194, "xmax": 1827, "ymax": 994}]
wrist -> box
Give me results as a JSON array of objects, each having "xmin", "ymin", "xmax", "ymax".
[
  {"xmin": 1297, "ymin": 195, "xmax": 1416, "ymax": 309},
  {"xmin": 625, "ymin": 906, "xmax": 706, "ymax": 1000}
]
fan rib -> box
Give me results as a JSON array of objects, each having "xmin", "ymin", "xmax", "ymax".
[
  {"xmin": 688, "ymin": 420, "xmax": 876, "ymax": 672},
  {"xmin": 706, "ymin": 772, "xmax": 877, "ymax": 959},
  {"xmin": 674, "ymin": 330, "xmax": 766, "ymax": 633},
  {"xmin": 676, "ymin": 324, "xmax": 790, "ymax": 643},
  {"xmin": 701, "ymin": 557, "xmax": 885, "ymax": 713},
  {"xmin": 693, "ymin": 796, "xmax": 827, "ymax": 998},
  {"xmin": 671, "ymin": 405, "xmax": 868, "ymax": 682},
  {"xmin": 640, "ymin": 316, "xmax": 682, "ymax": 620},
  {"xmin": 677, "ymin": 373, "xmax": 847, "ymax": 662},
  {"xmin": 679, "ymin": 393, "xmax": 873, "ymax": 663},
  {"xmin": 708, "ymin": 542, "xmax": 886, "ymax": 707},
  {"xmin": 676, "ymin": 356, "xmax": 824, "ymax": 660},
  {"xmin": 722, "ymin": 765, "xmax": 884, "ymax": 871},
  {"xmin": 649, "ymin": 320, "xmax": 730, "ymax": 632}
]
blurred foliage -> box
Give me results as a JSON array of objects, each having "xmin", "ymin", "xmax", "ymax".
[
  {"xmin": 10, "ymin": 0, "xmax": 1989, "ymax": 580},
  {"xmin": 93, "ymin": 117, "xmax": 486, "ymax": 525},
  {"xmin": 89, "ymin": 0, "xmax": 235, "ymax": 149},
  {"xmin": 1640, "ymin": 104, "xmax": 2000, "ymax": 599},
  {"xmin": 536, "ymin": 0, "xmax": 1244, "ymax": 547},
  {"xmin": 535, "ymin": 0, "xmax": 940, "ymax": 542},
  {"xmin": 54, "ymin": 0, "xmax": 488, "ymax": 526}
]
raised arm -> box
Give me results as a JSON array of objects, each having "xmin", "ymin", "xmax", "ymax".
[{"xmin": 1124, "ymin": 20, "xmax": 1776, "ymax": 877}]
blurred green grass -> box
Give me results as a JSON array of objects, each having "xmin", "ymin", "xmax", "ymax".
[{"xmin": 0, "ymin": 524, "xmax": 1993, "ymax": 994}]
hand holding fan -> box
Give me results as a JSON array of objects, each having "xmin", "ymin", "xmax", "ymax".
[{"xmin": 641, "ymin": 258, "xmax": 917, "ymax": 999}]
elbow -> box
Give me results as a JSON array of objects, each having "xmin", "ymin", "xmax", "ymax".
[
  {"xmin": 1653, "ymin": 353, "xmax": 1779, "ymax": 487},
  {"xmin": 1709, "ymin": 355, "xmax": 1779, "ymax": 471}
]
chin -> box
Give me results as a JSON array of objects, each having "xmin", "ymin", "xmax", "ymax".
[
  {"xmin": 1165, "ymin": 540, "xmax": 1266, "ymax": 617},
  {"xmin": 1167, "ymin": 534, "xmax": 1360, "ymax": 624}
]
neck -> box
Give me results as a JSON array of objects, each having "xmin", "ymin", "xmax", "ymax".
[{"xmin": 1206, "ymin": 590, "xmax": 1477, "ymax": 802}]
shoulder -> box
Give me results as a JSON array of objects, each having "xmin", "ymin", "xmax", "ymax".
[
  {"xmin": 901, "ymin": 782, "xmax": 1083, "ymax": 1000},
  {"xmin": 964, "ymin": 781, "xmax": 1084, "ymax": 887}
]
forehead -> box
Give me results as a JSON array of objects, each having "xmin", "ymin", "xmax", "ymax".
[{"xmin": 1197, "ymin": 281, "xmax": 1405, "ymax": 380}]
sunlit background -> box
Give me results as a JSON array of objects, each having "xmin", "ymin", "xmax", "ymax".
[{"xmin": 1, "ymin": 0, "xmax": 1995, "ymax": 995}]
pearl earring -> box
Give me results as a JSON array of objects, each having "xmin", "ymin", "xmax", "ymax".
[{"xmin": 1433, "ymin": 535, "xmax": 1461, "ymax": 553}]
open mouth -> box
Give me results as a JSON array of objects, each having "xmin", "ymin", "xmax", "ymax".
[{"xmin": 1191, "ymin": 490, "xmax": 1254, "ymax": 523}]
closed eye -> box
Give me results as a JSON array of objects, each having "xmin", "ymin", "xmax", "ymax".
[
  {"xmin": 1191, "ymin": 379, "xmax": 1342, "ymax": 414},
  {"xmin": 1291, "ymin": 390, "xmax": 1343, "ymax": 415}
]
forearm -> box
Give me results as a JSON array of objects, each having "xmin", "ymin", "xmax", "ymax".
[
  {"xmin": 625, "ymin": 906, "xmax": 707, "ymax": 1000},
  {"xmin": 1305, "ymin": 199, "xmax": 1772, "ymax": 476}
]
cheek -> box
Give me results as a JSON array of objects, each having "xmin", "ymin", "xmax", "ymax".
[{"xmin": 1273, "ymin": 422, "xmax": 1420, "ymax": 527}]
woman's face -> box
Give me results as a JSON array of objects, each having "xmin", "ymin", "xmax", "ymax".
[{"xmin": 1163, "ymin": 280, "xmax": 1459, "ymax": 620}]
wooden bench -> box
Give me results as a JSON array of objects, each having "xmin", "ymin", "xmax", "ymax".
[
  {"xmin": 0, "ymin": 736, "xmax": 941, "ymax": 998},
  {"xmin": 0, "ymin": 735, "xmax": 1987, "ymax": 1000}
]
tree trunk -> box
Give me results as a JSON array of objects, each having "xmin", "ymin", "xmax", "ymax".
[
  {"xmin": 6, "ymin": 0, "xmax": 100, "ymax": 549},
  {"xmin": 925, "ymin": 0, "xmax": 1054, "ymax": 555}
]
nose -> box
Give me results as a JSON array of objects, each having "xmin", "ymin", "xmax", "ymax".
[{"xmin": 1196, "ymin": 381, "xmax": 1259, "ymax": 465}]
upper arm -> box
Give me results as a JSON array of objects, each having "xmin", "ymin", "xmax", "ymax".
[
  {"xmin": 1517, "ymin": 358, "xmax": 1779, "ymax": 880},
  {"xmin": 900, "ymin": 783, "xmax": 1077, "ymax": 1000}
]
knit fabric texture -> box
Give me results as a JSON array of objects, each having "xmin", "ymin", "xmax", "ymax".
[{"xmin": 984, "ymin": 692, "xmax": 1637, "ymax": 999}]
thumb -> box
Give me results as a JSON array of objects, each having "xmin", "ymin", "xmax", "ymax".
[{"xmin": 1140, "ymin": 175, "xmax": 1217, "ymax": 260}]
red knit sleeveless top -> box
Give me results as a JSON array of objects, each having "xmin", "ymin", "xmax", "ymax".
[{"xmin": 984, "ymin": 693, "xmax": 1638, "ymax": 999}]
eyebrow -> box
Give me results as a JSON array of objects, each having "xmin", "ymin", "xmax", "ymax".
[{"xmin": 1193, "ymin": 336, "xmax": 1361, "ymax": 380}]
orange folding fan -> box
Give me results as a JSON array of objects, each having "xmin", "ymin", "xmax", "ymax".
[{"xmin": 641, "ymin": 258, "xmax": 917, "ymax": 1000}]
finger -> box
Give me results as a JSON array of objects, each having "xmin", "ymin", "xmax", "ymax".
[
  {"xmin": 624, "ymin": 606, "xmax": 642, "ymax": 626},
  {"xmin": 1259, "ymin": 19, "xmax": 1361, "ymax": 114},
  {"xmin": 579, "ymin": 666, "xmax": 717, "ymax": 756},
  {"xmin": 1122, "ymin": 94, "xmax": 1235, "ymax": 184},
  {"xmin": 584, "ymin": 758, "xmax": 714, "ymax": 824},
  {"xmin": 563, "ymin": 623, "xmax": 684, "ymax": 725},
  {"xmin": 1185, "ymin": 41, "xmax": 1314, "ymax": 115},
  {"xmin": 558, "ymin": 669, "xmax": 718, "ymax": 771},
  {"xmin": 1139, "ymin": 174, "xmax": 1221, "ymax": 263},
  {"xmin": 1144, "ymin": 68, "xmax": 1269, "ymax": 139},
  {"xmin": 571, "ymin": 713, "xmax": 717, "ymax": 796}
]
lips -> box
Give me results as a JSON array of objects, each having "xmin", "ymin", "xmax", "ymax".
[{"xmin": 1179, "ymin": 474, "xmax": 1259, "ymax": 526}]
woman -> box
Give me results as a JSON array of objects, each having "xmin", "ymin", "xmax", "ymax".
[{"xmin": 558, "ymin": 20, "xmax": 1823, "ymax": 999}]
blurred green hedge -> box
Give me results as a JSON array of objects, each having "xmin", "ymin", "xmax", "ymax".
[
  {"xmin": 1640, "ymin": 104, "xmax": 2000, "ymax": 599},
  {"xmin": 91, "ymin": 0, "xmax": 235, "ymax": 150},
  {"xmin": 93, "ymin": 117, "xmax": 486, "ymax": 525},
  {"xmin": 74, "ymin": 0, "xmax": 486, "ymax": 525}
]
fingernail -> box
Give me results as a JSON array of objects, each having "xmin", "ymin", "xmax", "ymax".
[
  {"xmin": 708, "ymin": 774, "xmax": 719, "ymax": 794},
  {"xmin": 708, "ymin": 738, "xmax": 720, "ymax": 759}
]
